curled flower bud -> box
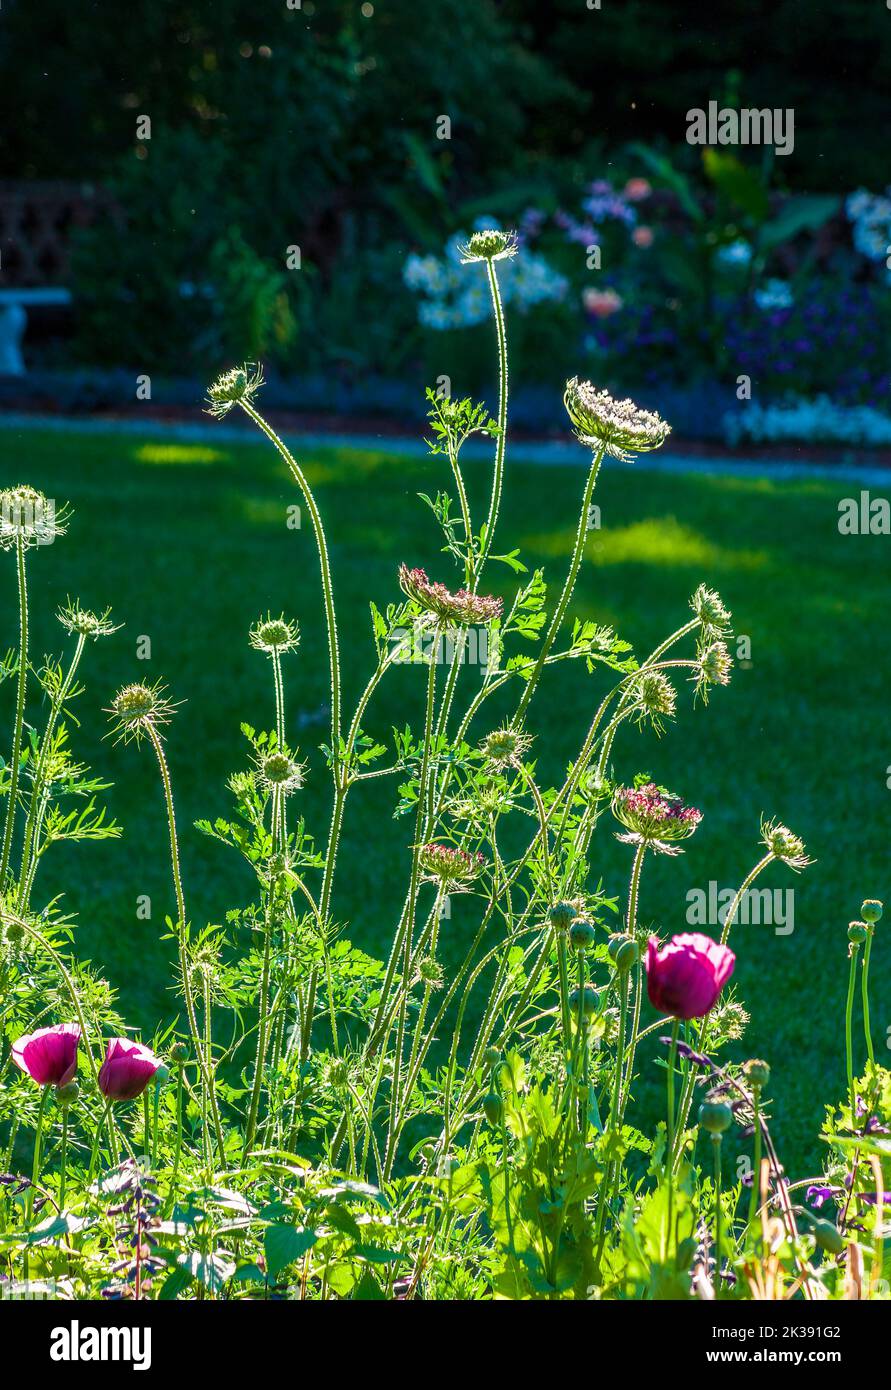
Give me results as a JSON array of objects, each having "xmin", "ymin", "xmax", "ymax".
[
  {"xmin": 760, "ymin": 818, "xmax": 813, "ymax": 871},
  {"xmin": 612, "ymin": 782, "xmax": 702, "ymax": 855},
  {"xmin": 256, "ymin": 748, "xmax": 306, "ymax": 797},
  {"xmin": 0, "ymin": 485, "xmax": 69, "ymax": 550},
  {"xmin": 206, "ymin": 363, "xmax": 264, "ymax": 418},
  {"xmin": 107, "ymin": 681, "xmax": 179, "ymax": 744},
  {"xmin": 399, "ymin": 565, "xmax": 502, "ymax": 626},
  {"xmin": 564, "ymin": 378, "xmax": 671, "ymax": 462},
  {"xmin": 482, "ymin": 1091, "xmax": 504, "ymax": 1124},
  {"xmin": 57, "ymin": 600, "xmax": 121, "ymax": 641},
  {"xmin": 418, "ymin": 842, "xmax": 485, "ymax": 887},
  {"xmin": 249, "ymin": 613, "xmax": 300, "ymax": 655},
  {"xmin": 690, "ymin": 584, "xmax": 732, "ymax": 638},
  {"xmin": 458, "ymin": 229, "xmax": 519, "ymax": 264},
  {"xmin": 479, "ymin": 726, "xmax": 532, "ymax": 770}
]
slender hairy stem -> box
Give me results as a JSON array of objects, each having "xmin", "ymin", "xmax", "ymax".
[
  {"xmin": 147, "ymin": 725, "xmax": 224, "ymax": 1158},
  {"xmin": 862, "ymin": 926, "xmax": 875, "ymax": 1065},
  {"xmin": 1, "ymin": 535, "xmax": 28, "ymax": 888},
  {"xmin": 845, "ymin": 942, "xmax": 859, "ymax": 1117},
  {"xmin": 515, "ymin": 447, "xmax": 604, "ymax": 724},
  {"xmin": 665, "ymin": 1017, "xmax": 680, "ymax": 1261},
  {"xmin": 476, "ymin": 260, "xmax": 508, "ymax": 580}
]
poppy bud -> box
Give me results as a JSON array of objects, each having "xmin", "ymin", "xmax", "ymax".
[
  {"xmin": 568, "ymin": 985, "xmax": 600, "ymax": 1019},
  {"xmin": 608, "ymin": 933, "xmax": 633, "ymax": 962},
  {"xmin": 482, "ymin": 1092, "xmax": 503, "ymax": 1125},
  {"xmin": 548, "ymin": 902, "xmax": 576, "ymax": 933},
  {"xmin": 614, "ymin": 938, "xmax": 638, "ymax": 973},
  {"xmin": 811, "ymin": 1219, "xmax": 845, "ymax": 1255},
  {"xmin": 744, "ymin": 1058, "xmax": 771, "ymax": 1091},
  {"xmin": 169, "ymin": 1041, "xmax": 189, "ymax": 1066},
  {"xmin": 483, "ymin": 1047, "xmax": 501, "ymax": 1068},
  {"xmin": 698, "ymin": 1100, "xmax": 733, "ymax": 1134},
  {"xmin": 56, "ymin": 1082, "xmax": 79, "ymax": 1108},
  {"xmin": 569, "ymin": 919, "xmax": 596, "ymax": 950}
]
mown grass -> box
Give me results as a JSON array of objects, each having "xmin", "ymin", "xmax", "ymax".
[{"xmin": 2, "ymin": 422, "xmax": 887, "ymax": 1174}]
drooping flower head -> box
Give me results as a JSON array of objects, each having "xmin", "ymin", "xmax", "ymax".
[
  {"xmin": 645, "ymin": 933, "xmax": 735, "ymax": 1020},
  {"xmin": 205, "ymin": 363, "xmax": 264, "ymax": 418},
  {"xmin": 399, "ymin": 565, "xmax": 503, "ymax": 626},
  {"xmin": 760, "ymin": 817, "xmax": 813, "ymax": 871},
  {"xmin": 12, "ymin": 1023, "xmax": 80, "ymax": 1088},
  {"xmin": 418, "ymin": 842, "xmax": 485, "ymax": 888},
  {"xmin": 57, "ymin": 599, "xmax": 121, "ymax": 641},
  {"xmin": 458, "ymin": 229, "xmax": 519, "ymax": 264},
  {"xmin": 612, "ymin": 782, "xmax": 702, "ymax": 854},
  {"xmin": 249, "ymin": 613, "xmax": 300, "ymax": 656},
  {"xmin": 564, "ymin": 378, "xmax": 671, "ymax": 462},
  {"xmin": 695, "ymin": 640, "xmax": 733, "ymax": 703},
  {"xmin": 107, "ymin": 680, "xmax": 179, "ymax": 744},
  {"xmin": 690, "ymin": 584, "xmax": 732, "ymax": 638},
  {"xmin": 0, "ymin": 485, "xmax": 69, "ymax": 550},
  {"xmin": 98, "ymin": 1038, "xmax": 162, "ymax": 1102},
  {"xmin": 633, "ymin": 671, "xmax": 677, "ymax": 734}
]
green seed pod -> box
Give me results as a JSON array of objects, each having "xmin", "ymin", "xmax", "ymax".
[
  {"xmin": 568, "ymin": 985, "xmax": 600, "ymax": 1019},
  {"xmin": 169, "ymin": 1041, "xmax": 189, "ymax": 1066},
  {"xmin": 698, "ymin": 1100, "xmax": 733, "ymax": 1135},
  {"xmin": 569, "ymin": 919, "xmax": 596, "ymax": 950},
  {"xmin": 548, "ymin": 902, "xmax": 576, "ymax": 933},
  {"xmin": 56, "ymin": 1082, "xmax": 79, "ymax": 1108},
  {"xmin": 483, "ymin": 1046, "xmax": 502, "ymax": 1069},
  {"xmin": 614, "ymin": 938, "xmax": 639, "ymax": 973},
  {"xmin": 811, "ymin": 1219, "xmax": 846, "ymax": 1255},
  {"xmin": 607, "ymin": 933, "xmax": 634, "ymax": 963},
  {"xmin": 861, "ymin": 899, "xmax": 883, "ymax": 925},
  {"xmin": 482, "ymin": 1092, "xmax": 504, "ymax": 1125},
  {"xmin": 848, "ymin": 921, "xmax": 868, "ymax": 945},
  {"xmin": 744, "ymin": 1058, "xmax": 771, "ymax": 1091}
]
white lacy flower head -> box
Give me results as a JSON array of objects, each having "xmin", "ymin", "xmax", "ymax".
[{"xmin": 564, "ymin": 378, "xmax": 671, "ymax": 462}]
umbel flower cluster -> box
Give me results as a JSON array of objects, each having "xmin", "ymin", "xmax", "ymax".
[
  {"xmin": 1, "ymin": 221, "xmax": 881, "ymax": 1307},
  {"xmin": 399, "ymin": 564, "xmax": 503, "ymax": 625}
]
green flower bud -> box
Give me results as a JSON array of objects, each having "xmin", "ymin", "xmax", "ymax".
[
  {"xmin": 811, "ymin": 1219, "xmax": 845, "ymax": 1255},
  {"xmin": 56, "ymin": 1082, "xmax": 79, "ymax": 1108},
  {"xmin": 848, "ymin": 921, "xmax": 868, "ymax": 945},
  {"xmin": 698, "ymin": 1100, "xmax": 733, "ymax": 1135},
  {"xmin": 569, "ymin": 919, "xmax": 596, "ymax": 950},
  {"xmin": 483, "ymin": 1046, "xmax": 502, "ymax": 1069},
  {"xmin": 744, "ymin": 1058, "xmax": 771, "ymax": 1091},
  {"xmin": 607, "ymin": 933, "xmax": 634, "ymax": 963},
  {"xmin": 169, "ymin": 1041, "xmax": 189, "ymax": 1066},
  {"xmin": 153, "ymin": 1063, "xmax": 170, "ymax": 1085},
  {"xmin": 861, "ymin": 899, "xmax": 883, "ymax": 925},
  {"xmin": 482, "ymin": 1092, "xmax": 504, "ymax": 1125},
  {"xmin": 568, "ymin": 985, "xmax": 600, "ymax": 1019}
]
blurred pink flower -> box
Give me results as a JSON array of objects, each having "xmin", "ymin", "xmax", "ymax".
[
  {"xmin": 12, "ymin": 1023, "xmax": 80, "ymax": 1087},
  {"xmin": 645, "ymin": 933, "xmax": 735, "ymax": 1020},
  {"xmin": 632, "ymin": 226, "xmax": 654, "ymax": 249},
  {"xmin": 624, "ymin": 178, "xmax": 652, "ymax": 202},
  {"xmin": 98, "ymin": 1038, "xmax": 162, "ymax": 1102},
  {"xmin": 582, "ymin": 287, "xmax": 623, "ymax": 319}
]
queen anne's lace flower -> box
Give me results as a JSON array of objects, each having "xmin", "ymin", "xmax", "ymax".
[
  {"xmin": 0, "ymin": 485, "xmax": 69, "ymax": 550},
  {"xmin": 564, "ymin": 378, "xmax": 671, "ymax": 462},
  {"xmin": 760, "ymin": 817, "xmax": 813, "ymax": 871},
  {"xmin": 612, "ymin": 782, "xmax": 702, "ymax": 855},
  {"xmin": 107, "ymin": 681, "xmax": 179, "ymax": 744},
  {"xmin": 399, "ymin": 565, "xmax": 502, "ymax": 626},
  {"xmin": 206, "ymin": 363, "xmax": 264, "ymax": 418},
  {"xmin": 418, "ymin": 843, "xmax": 485, "ymax": 887}
]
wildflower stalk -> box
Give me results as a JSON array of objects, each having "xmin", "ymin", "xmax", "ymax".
[
  {"xmin": 243, "ymin": 791, "xmax": 281, "ymax": 1160},
  {"xmin": 18, "ymin": 632, "xmax": 86, "ymax": 907},
  {"xmin": 26, "ymin": 1083, "xmax": 49, "ymax": 1229},
  {"xmin": 712, "ymin": 1134, "xmax": 724, "ymax": 1295},
  {"xmin": 514, "ymin": 446, "xmax": 605, "ymax": 724},
  {"xmin": 665, "ymin": 1017, "xmax": 681, "ymax": 1257},
  {"xmin": 845, "ymin": 941, "xmax": 860, "ymax": 1117},
  {"xmin": 861, "ymin": 925, "xmax": 875, "ymax": 1065},
  {"xmin": 146, "ymin": 725, "xmax": 224, "ymax": 1158},
  {"xmin": 747, "ymin": 1087, "xmax": 763, "ymax": 1232},
  {"xmin": 1, "ymin": 535, "xmax": 28, "ymax": 889},
  {"xmin": 476, "ymin": 260, "xmax": 508, "ymax": 579}
]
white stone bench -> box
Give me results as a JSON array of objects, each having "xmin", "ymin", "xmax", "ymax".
[{"xmin": 0, "ymin": 287, "xmax": 72, "ymax": 375}]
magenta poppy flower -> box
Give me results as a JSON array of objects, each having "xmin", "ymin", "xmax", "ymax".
[
  {"xmin": 12, "ymin": 1023, "xmax": 80, "ymax": 1087},
  {"xmin": 98, "ymin": 1038, "xmax": 162, "ymax": 1102},
  {"xmin": 645, "ymin": 933, "xmax": 735, "ymax": 1020}
]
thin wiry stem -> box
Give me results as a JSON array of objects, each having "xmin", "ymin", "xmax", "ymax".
[{"xmin": 1, "ymin": 535, "xmax": 28, "ymax": 888}]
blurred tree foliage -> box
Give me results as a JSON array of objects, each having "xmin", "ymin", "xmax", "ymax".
[{"xmin": 0, "ymin": 0, "xmax": 887, "ymax": 372}]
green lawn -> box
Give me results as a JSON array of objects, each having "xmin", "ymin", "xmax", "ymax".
[{"xmin": 3, "ymin": 423, "xmax": 887, "ymax": 1175}]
